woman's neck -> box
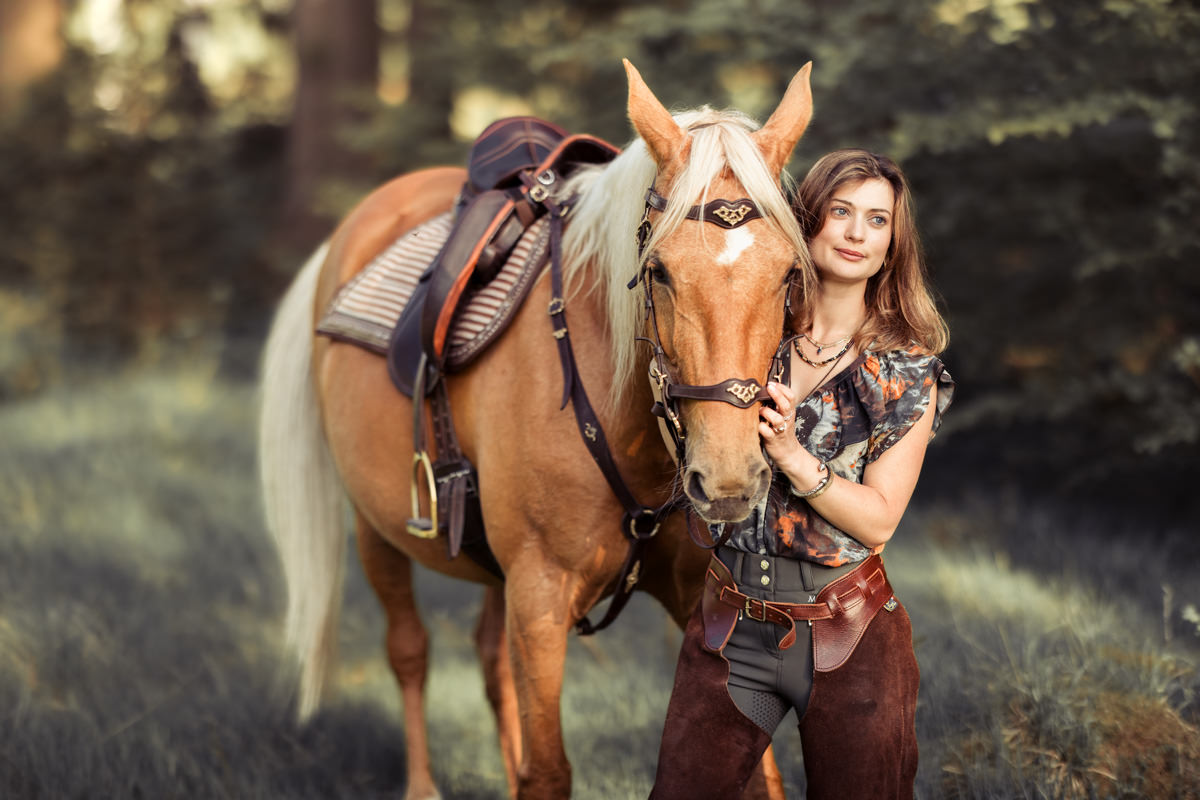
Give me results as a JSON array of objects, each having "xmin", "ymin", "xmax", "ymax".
[{"xmin": 808, "ymin": 282, "xmax": 868, "ymax": 342}]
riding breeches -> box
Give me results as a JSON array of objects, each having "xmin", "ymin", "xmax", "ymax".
[{"xmin": 649, "ymin": 548, "xmax": 920, "ymax": 800}]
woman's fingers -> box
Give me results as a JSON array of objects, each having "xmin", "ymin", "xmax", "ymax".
[
  {"xmin": 760, "ymin": 382, "xmax": 794, "ymax": 434},
  {"xmin": 766, "ymin": 381, "xmax": 795, "ymax": 415}
]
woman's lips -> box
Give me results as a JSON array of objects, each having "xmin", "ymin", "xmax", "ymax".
[{"xmin": 836, "ymin": 248, "xmax": 865, "ymax": 260}]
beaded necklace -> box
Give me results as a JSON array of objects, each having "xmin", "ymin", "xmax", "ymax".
[
  {"xmin": 794, "ymin": 336, "xmax": 852, "ymax": 368},
  {"xmin": 795, "ymin": 319, "xmax": 865, "ymax": 368}
]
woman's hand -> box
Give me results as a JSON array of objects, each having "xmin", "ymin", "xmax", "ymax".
[
  {"xmin": 760, "ymin": 381, "xmax": 827, "ymax": 493},
  {"xmin": 758, "ymin": 382, "xmax": 804, "ymax": 471}
]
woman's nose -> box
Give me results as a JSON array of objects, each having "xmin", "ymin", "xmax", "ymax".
[{"xmin": 845, "ymin": 218, "xmax": 864, "ymax": 241}]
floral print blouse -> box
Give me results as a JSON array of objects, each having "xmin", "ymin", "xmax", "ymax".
[{"xmin": 723, "ymin": 345, "xmax": 955, "ymax": 566}]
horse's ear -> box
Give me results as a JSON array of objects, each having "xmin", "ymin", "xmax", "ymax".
[
  {"xmin": 753, "ymin": 62, "xmax": 814, "ymax": 176},
  {"xmin": 624, "ymin": 59, "xmax": 691, "ymax": 173}
]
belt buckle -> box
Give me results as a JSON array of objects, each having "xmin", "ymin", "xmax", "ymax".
[{"xmin": 744, "ymin": 597, "xmax": 768, "ymax": 622}]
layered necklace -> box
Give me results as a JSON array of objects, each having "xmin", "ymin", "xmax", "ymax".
[{"xmin": 795, "ymin": 331, "xmax": 853, "ymax": 368}]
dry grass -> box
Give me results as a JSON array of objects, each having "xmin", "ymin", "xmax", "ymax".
[{"xmin": 0, "ymin": 364, "xmax": 1196, "ymax": 798}]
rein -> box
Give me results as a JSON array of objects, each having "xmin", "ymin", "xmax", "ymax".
[{"xmin": 534, "ymin": 171, "xmax": 685, "ymax": 636}]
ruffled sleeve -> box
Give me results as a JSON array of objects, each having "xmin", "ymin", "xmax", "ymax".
[{"xmin": 853, "ymin": 347, "xmax": 955, "ymax": 465}]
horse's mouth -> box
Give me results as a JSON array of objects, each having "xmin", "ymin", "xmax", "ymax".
[
  {"xmin": 683, "ymin": 466, "xmax": 769, "ymax": 525},
  {"xmin": 691, "ymin": 497, "xmax": 758, "ymax": 526}
]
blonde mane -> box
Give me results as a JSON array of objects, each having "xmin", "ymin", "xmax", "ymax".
[{"xmin": 561, "ymin": 107, "xmax": 810, "ymax": 412}]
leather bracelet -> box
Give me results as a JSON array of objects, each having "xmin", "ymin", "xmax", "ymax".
[{"xmin": 790, "ymin": 460, "xmax": 832, "ymax": 499}]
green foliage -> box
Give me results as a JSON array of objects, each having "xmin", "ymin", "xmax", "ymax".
[
  {"xmin": 0, "ymin": 41, "xmax": 285, "ymax": 394},
  {"xmin": 1, "ymin": 0, "xmax": 1196, "ymax": 496}
]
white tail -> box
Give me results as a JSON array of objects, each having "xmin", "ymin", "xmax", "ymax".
[{"xmin": 257, "ymin": 243, "xmax": 346, "ymax": 720}]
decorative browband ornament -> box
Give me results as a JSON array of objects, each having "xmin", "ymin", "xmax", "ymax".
[
  {"xmin": 633, "ymin": 187, "xmax": 766, "ymax": 267},
  {"xmin": 664, "ymin": 377, "xmax": 769, "ymax": 409},
  {"xmin": 724, "ymin": 381, "xmax": 762, "ymax": 405},
  {"xmin": 644, "ymin": 188, "xmax": 763, "ymax": 229}
]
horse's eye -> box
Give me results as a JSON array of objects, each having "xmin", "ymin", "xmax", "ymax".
[{"xmin": 648, "ymin": 261, "xmax": 669, "ymax": 286}]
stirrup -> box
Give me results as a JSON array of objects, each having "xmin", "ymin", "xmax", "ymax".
[{"xmin": 406, "ymin": 450, "xmax": 439, "ymax": 538}]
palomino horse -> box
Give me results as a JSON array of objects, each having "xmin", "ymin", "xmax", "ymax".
[{"xmin": 258, "ymin": 61, "xmax": 813, "ymax": 799}]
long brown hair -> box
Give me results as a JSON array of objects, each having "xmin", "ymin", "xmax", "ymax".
[{"xmin": 794, "ymin": 149, "xmax": 949, "ymax": 355}]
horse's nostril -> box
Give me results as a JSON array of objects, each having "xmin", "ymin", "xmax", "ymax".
[{"xmin": 685, "ymin": 469, "xmax": 710, "ymax": 505}]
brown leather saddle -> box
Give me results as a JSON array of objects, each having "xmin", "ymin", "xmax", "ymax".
[
  {"xmin": 388, "ymin": 117, "xmax": 619, "ymax": 397},
  {"xmin": 384, "ymin": 117, "xmax": 619, "ymax": 578}
]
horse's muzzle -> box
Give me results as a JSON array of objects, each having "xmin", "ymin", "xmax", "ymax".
[{"xmin": 683, "ymin": 462, "xmax": 770, "ymax": 524}]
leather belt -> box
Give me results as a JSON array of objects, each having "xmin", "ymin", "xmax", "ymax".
[{"xmin": 701, "ymin": 552, "xmax": 896, "ymax": 671}]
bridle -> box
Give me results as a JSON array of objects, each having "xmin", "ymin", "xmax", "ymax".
[{"xmin": 628, "ymin": 187, "xmax": 799, "ymax": 466}]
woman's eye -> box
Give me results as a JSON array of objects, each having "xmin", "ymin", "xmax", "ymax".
[
  {"xmin": 830, "ymin": 207, "xmax": 848, "ymax": 217},
  {"xmin": 870, "ymin": 215, "xmax": 888, "ymax": 226}
]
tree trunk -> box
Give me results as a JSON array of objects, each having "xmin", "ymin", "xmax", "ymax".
[
  {"xmin": 278, "ymin": 0, "xmax": 379, "ymax": 255},
  {"xmin": 0, "ymin": 0, "xmax": 64, "ymax": 113},
  {"xmin": 406, "ymin": 0, "xmax": 454, "ymax": 143}
]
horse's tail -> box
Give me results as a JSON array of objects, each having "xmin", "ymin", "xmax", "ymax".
[{"xmin": 258, "ymin": 242, "xmax": 345, "ymax": 721}]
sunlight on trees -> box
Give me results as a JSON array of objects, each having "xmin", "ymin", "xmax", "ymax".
[{"xmin": 0, "ymin": 0, "xmax": 1195, "ymax": 496}]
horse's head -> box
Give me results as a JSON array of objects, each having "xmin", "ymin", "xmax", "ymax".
[{"xmin": 625, "ymin": 61, "xmax": 814, "ymax": 524}]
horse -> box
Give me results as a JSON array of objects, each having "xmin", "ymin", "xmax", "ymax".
[{"xmin": 258, "ymin": 60, "xmax": 814, "ymax": 799}]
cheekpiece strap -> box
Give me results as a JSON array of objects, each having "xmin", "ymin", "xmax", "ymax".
[{"xmin": 644, "ymin": 188, "xmax": 763, "ymax": 229}]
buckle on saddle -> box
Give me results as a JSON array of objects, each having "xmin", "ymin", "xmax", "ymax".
[
  {"xmin": 528, "ymin": 169, "xmax": 556, "ymax": 203},
  {"xmin": 744, "ymin": 597, "xmax": 768, "ymax": 622}
]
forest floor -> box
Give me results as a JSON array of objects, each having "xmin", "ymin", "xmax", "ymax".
[{"xmin": 1, "ymin": 356, "xmax": 1197, "ymax": 799}]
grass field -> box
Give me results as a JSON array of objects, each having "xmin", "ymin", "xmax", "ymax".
[{"xmin": 1, "ymin": 362, "xmax": 1197, "ymax": 799}]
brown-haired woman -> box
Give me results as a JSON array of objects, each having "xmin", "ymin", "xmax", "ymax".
[{"xmin": 651, "ymin": 149, "xmax": 954, "ymax": 799}]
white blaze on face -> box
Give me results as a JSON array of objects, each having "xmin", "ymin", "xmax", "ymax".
[{"xmin": 715, "ymin": 227, "xmax": 755, "ymax": 266}]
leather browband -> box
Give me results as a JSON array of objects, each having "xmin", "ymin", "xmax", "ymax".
[
  {"xmin": 664, "ymin": 376, "xmax": 770, "ymax": 409},
  {"xmin": 645, "ymin": 188, "xmax": 763, "ymax": 229}
]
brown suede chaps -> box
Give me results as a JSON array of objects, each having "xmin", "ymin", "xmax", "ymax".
[{"xmin": 649, "ymin": 554, "xmax": 919, "ymax": 800}]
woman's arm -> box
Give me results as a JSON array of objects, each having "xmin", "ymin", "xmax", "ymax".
[{"xmin": 760, "ymin": 381, "xmax": 937, "ymax": 549}]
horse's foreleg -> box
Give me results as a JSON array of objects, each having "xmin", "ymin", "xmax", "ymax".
[
  {"xmin": 744, "ymin": 747, "xmax": 786, "ymax": 800},
  {"xmin": 475, "ymin": 585, "xmax": 521, "ymax": 797},
  {"xmin": 505, "ymin": 570, "xmax": 573, "ymax": 799},
  {"xmin": 355, "ymin": 513, "xmax": 441, "ymax": 800}
]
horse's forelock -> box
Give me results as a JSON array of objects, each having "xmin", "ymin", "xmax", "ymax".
[{"xmin": 562, "ymin": 108, "xmax": 810, "ymax": 413}]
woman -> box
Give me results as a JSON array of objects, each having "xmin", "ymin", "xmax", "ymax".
[{"xmin": 651, "ymin": 149, "xmax": 954, "ymax": 799}]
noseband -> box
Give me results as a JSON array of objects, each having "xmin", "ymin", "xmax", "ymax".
[{"xmin": 628, "ymin": 187, "xmax": 797, "ymax": 462}]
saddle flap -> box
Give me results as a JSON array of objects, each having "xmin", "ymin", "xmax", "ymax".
[{"xmin": 423, "ymin": 189, "xmax": 518, "ymax": 360}]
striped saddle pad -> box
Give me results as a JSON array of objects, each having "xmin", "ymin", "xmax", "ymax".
[{"xmin": 316, "ymin": 212, "xmax": 552, "ymax": 368}]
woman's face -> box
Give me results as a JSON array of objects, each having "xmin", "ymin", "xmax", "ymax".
[{"xmin": 808, "ymin": 177, "xmax": 894, "ymax": 285}]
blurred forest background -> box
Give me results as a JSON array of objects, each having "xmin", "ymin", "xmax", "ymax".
[
  {"xmin": 2, "ymin": 0, "xmax": 1198, "ymax": 506},
  {"xmin": 1, "ymin": 0, "xmax": 1199, "ymax": 797}
]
